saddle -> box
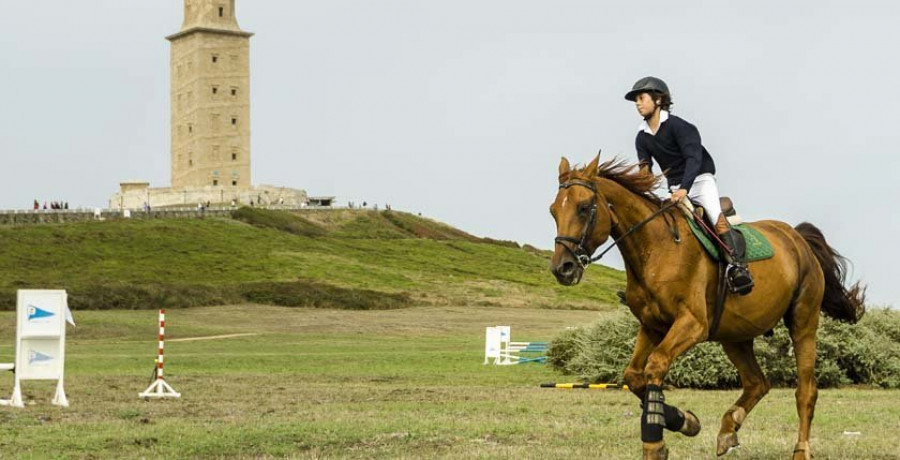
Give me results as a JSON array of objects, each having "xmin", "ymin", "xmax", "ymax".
[
  {"xmin": 676, "ymin": 198, "xmax": 774, "ymax": 263},
  {"xmin": 678, "ymin": 197, "xmax": 742, "ymax": 227}
]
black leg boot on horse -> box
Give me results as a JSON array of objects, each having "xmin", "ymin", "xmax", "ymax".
[
  {"xmin": 641, "ymin": 384, "xmax": 702, "ymax": 459},
  {"xmin": 715, "ymin": 215, "xmax": 754, "ymax": 295}
]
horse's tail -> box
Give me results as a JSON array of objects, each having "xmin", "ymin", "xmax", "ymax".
[{"xmin": 795, "ymin": 222, "xmax": 866, "ymax": 324}]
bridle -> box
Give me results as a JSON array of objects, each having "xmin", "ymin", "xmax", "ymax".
[
  {"xmin": 554, "ymin": 179, "xmax": 680, "ymax": 268},
  {"xmin": 554, "ymin": 180, "xmax": 604, "ymax": 267}
]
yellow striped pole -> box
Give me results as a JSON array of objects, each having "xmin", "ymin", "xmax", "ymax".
[{"xmin": 539, "ymin": 383, "xmax": 629, "ymax": 390}]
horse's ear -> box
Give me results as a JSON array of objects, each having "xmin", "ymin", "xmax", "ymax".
[
  {"xmin": 558, "ymin": 157, "xmax": 571, "ymax": 183},
  {"xmin": 585, "ymin": 153, "xmax": 601, "ymax": 178}
]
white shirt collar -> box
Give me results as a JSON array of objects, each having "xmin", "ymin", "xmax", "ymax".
[{"xmin": 638, "ymin": 110, "xmax": 669, "ymax": 135}]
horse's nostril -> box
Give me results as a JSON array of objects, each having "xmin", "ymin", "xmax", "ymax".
[{"xmin": 559, "ymin": 261, "xmax": 576, "ymax": 277}]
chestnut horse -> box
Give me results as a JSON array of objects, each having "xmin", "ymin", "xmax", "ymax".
[{"xmin": 549, "ymin": 155, "xmax": 865, "ymax": 460}]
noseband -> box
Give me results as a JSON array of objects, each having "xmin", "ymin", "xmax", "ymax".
[{"xmin": 554, "ymin": 180, "xmax": 679, "ymax": 268}]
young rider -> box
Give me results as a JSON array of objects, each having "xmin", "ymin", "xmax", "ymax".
[{"xmin": 625, "ymin": 76, "xmax": 754, "ymax": 295}]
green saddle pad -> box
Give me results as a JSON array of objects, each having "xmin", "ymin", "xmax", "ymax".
[{"xmin": 686, "ymin": 219, "xmax": 774, "ymax": 262}]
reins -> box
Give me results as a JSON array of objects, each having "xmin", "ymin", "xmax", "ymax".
[{"xmin": 554, "ymin": 180, "xmax": 680, "ymax": 268}]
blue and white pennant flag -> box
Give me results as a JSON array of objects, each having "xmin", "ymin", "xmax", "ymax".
[{"xmin": 26, "ymin": 303, "xmax": 75, "ymax": 326}]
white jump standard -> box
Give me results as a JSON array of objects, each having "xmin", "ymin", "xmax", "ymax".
[
  {"xmin": 483, "ymin": 326, "xmax": 548, "ymax": 365},
  {"xmin": 0, "ymin": 290, "xmax": 74, "ymax": 408},
  {"xmin": 139, "ymin": 309, "xmax": 181, "ymax": 399}
]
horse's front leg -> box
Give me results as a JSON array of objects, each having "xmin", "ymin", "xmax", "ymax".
[
  {"xmin": 641, "ymin": 315, "xmax": 707, "ymax": 460},
  {"xmin": 623, "ymin": 325, "xmax": 659, "ymax": 402}
]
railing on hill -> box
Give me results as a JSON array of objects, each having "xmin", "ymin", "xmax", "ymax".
[{"xmin": 0, "ymin": 204, "xmax": 358, "ymax": 226}]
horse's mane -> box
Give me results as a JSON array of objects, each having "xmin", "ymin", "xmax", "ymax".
[{"xmin": 564, "ymin": 157, "xmax": 664, "ymax": 206}]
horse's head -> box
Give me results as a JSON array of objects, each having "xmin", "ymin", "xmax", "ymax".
[{"xmin": 549, "ymin": 155, "xmax": 617, "ymax": 286}]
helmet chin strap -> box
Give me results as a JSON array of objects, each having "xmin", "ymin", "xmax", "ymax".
[{"xmin": 642, "ymin": 102, "xmax": 662, "ymax": 121}]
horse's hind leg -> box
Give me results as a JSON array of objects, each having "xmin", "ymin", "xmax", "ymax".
[
  {"xmin": 716, "ymin": 340, "xmax": 771, "ymax": 456},
  {"xmin": 787, "ymin": 301, "xmax": 820, "ymax": 460}
]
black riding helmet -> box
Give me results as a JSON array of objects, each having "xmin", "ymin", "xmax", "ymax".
[{"xmin": 624, "ymin": 76, "xmax": 669, "ymax": 101}]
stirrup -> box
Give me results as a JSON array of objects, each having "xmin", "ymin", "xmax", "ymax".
[{"xmin": 726, "ymin": 264, "xmax": 754, "ymax": 295}]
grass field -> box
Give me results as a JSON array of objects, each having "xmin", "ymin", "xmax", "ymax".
[
  {"xmin": 0, "ymin": 209, "xmax": 625, "ymax": 311},
  {"xmin": 1, "ymin": 305, "xmax": 897, "ymax": 459}
]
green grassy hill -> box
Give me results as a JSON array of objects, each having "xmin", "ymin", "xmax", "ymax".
[{"xmin": 0, "ymin": 208, "xmax": 624, "ymax": 311}]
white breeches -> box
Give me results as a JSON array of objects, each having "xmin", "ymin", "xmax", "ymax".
[{"xmin": 671, "ymin": 173, "xmax": 722, "ymax": 224}]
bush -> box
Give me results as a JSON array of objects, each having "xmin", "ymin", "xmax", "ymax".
[
  {"xmin": 547, "ymin": 308, "xmax": 900, "ymax": 389},
  {"xmin": 238, "ymin": 281, "xmax": 412, "ymax": 310},
  {"xmin": 1, "ymin": 281, "xmax": 411, "ymax": 312},
  {"xmin": 68, "ymin": 283, "xmax": 237, "ymax": 310}
]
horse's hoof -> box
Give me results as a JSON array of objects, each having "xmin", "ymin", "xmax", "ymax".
[
  {"xmin": 792, "ymin": 441, "xmax": 811, "ymax": 460},
  {"xmin": 716, "ymin": 432, "xmax": 740, "ymax": 456},
  {"xmin": 643, "ymin": 441, "xmax": 669, "ymax": 460},
  {"xmin": 679, "ymin": 410, "xmax": 701, "ymax": 437}
]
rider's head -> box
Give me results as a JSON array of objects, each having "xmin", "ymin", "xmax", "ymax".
[{"xmin": 625, "ymin": 77, "xmax": 672, "ymax": 119}]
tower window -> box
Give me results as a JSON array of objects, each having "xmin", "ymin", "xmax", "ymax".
[
  {"xmin": 188, "ymin": 123, "xmax": 193, "ymax": 134},
  {"xmin": 232, "ymin": 180, "xmax": 237, "ymax": 186},
  {"xmin": 219, "ymin": 7, "xmax": 224, "ymax": 17},
  {"xmin": 231, "ymin": 87, "xmax": 238, "ymax": 97},
  {"xmin": 231, "ymin": 117, "xmax": 237, "ymax": 126},
  {"xmin": 212, "ymin": 55, "xmax": 218, "ymax": 64},
  {"xmin": 212, "ymin": 86, "xmax": 218, "ymax": 95},
  {"xmin": 232, "ymin": 153, "xmax": 237, "ymax": 161},
  {"xmin": 213, "ymin": 179, "xmax": 219, "ymax": 186}
]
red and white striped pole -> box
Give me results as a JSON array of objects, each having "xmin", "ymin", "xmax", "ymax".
[
  {"xmin": 139, "ymin": 309, "xmax": 181, "ymax": 399},
  {"xmin": 157, "ymin": 309, "xmax": 166, "ymax": 381}
]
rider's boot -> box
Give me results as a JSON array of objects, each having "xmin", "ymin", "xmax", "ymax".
[{"xmin": 715, "ymin": 216, "xmax": 754, "ymax": 295}]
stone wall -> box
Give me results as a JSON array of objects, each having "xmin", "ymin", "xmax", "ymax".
[
  {"xmin": 0, "ymin": 204, "xmax": 333, "ymax": 226},
  {"xmin": 0, "ymin": 208, "xmax": 232, "ymax": 226},
  {"xmin": 108, "ymin": 184, "xmax": 307, "ymax": 210}
]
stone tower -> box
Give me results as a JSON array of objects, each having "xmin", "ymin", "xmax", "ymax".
[
  {"xmin": 167, "ymin": 0, "xmax": 253, "ymax": 189},
  {"xmin": 109, "ymin": 1, "xmax": 310, "ymax": 210}
]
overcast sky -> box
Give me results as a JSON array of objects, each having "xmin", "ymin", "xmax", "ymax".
[{"xmin": 1, "ymin": 1, "xmax": 897, "ymax": 307}]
